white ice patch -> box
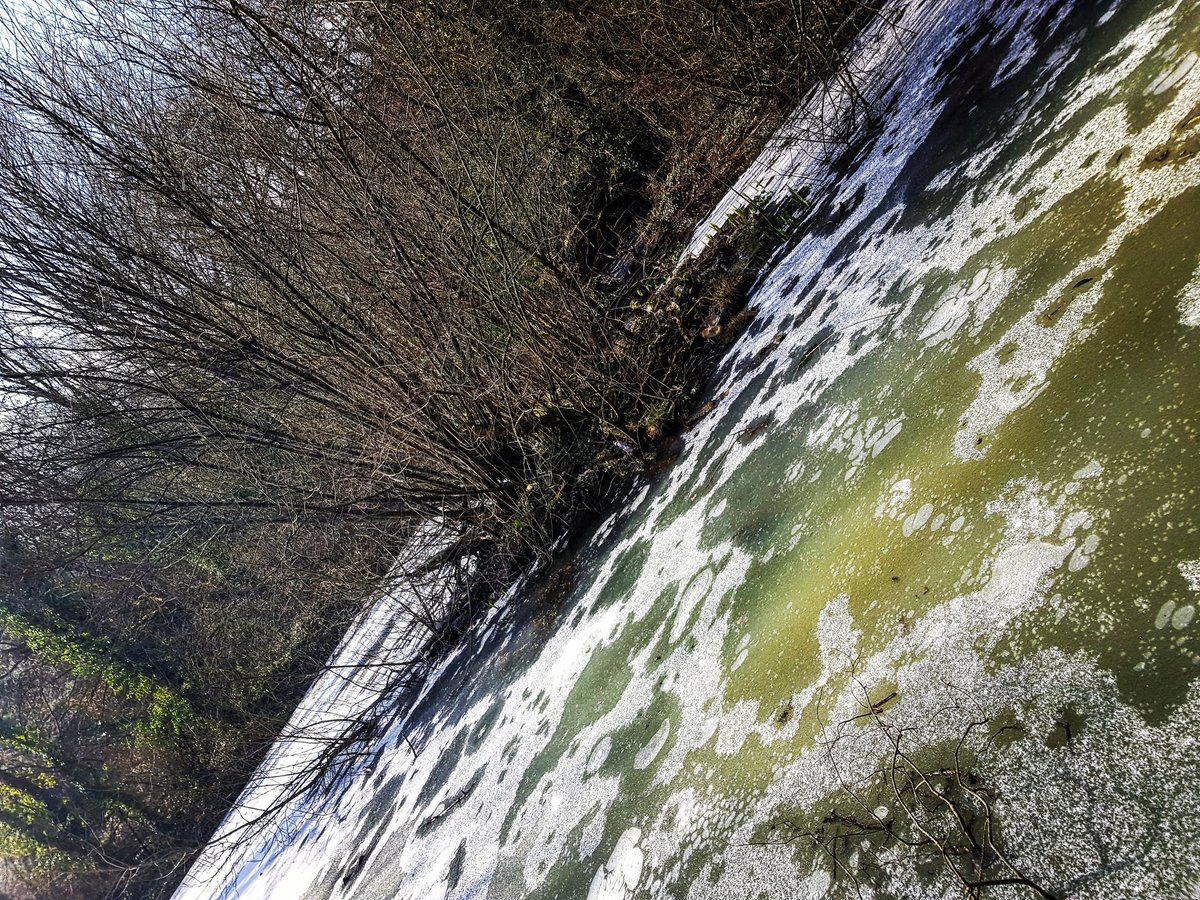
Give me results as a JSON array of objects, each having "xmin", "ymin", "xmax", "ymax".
[
  {"xmin": 1159, "ymin": 598, "xmax": 1196, "ymax": 630},
  {"xmin": 1059, "ymin": 509, "xmax": 1093, "ymax": 539},
  {"xmin": 953, "ymin": 270, "xmax": 1101, "ymax": 460},
  {"xmin": 918, "ymin": 266, "xmax": 1003, "ymax": 346},
  {"xmin": 669, "ymin": 568, "xmax": 714, "ymax": 644},
  {"xmin": 835, "ymin": 414, "xmax": 905, "ymax": 481},
  {"xmin": 816, "ymin": 594, "xmax": 859, "ymax": 672},
  {"xmin": 731, "ymin": 633, "xmax": 751, "ymax": 672},
  {"xmin": 1180, "ymin": 267, "xmax": 1200, "ymax": 327},
  {"xmin": 579, "ymin": 809, "xmax": 607, "ymax": 859},
  {"xmin": 587, "ymin": 827, "xmax": 644, "ymax": 900},
  {"xmin": 1148, "ymin": 50, "xmax": 1197, "ymax": 94},
  {"xmin": 876, "ymin": 478, "xmax": 914, "ymax": 520},
  {"xmin": 1068, "ymin": 531, "xmax": 1101, "ymax": 572},
  {"xmin": 586, "ymin": 736, "xmax": 613, "ymax": 776},
  {"xmin": 902, "ymin": 502, "xmax": 935, "ymax": 537},
  {"xmin": 634, "ymin": 719, "xmax": 671, "ymax": 770},
  {"xmin": 1180, "ymin": 560, "xmax": 1200, "ymax": 591}
]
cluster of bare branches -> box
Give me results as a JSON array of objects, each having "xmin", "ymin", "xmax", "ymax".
[{"xmin": 754, "ymin": 687, "xmax": 1059, "ymax": 899}]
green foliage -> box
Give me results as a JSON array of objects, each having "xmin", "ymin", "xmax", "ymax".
[
  {"xmin": 0, "ymin": 608, "xmax": 195, "ymax": 742},
  {"xmin": 0, "ymin": 823, "xmax": 45, "ymax": 859},
  {"xmin": 0, "ymin": 783, "xmax": 49, "ymax": 828}
]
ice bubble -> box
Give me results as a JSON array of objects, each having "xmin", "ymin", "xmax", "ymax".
[
  {"xmin": 1148, "ymin": 51, "xmax": 1197, "ymax": 95},
  {"xmin": 586, "ymin": 737, "xmax": 612, "ymax": 776},
  {"xmin": 634, "ymin": 719, "xmax": 671, "ymax": 770},
  {"xmin": 1171, "ymin": 605, "xmax": 1195, "ymax": 630},
  {"xmin": 913, "ymin": 503, "xmax": 935, "ymax": 530},
  {"xmin": 587, "ymin": 828, "xmax": 643, "ymax": 900}
]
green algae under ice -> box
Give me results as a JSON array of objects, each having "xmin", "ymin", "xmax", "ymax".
[{"xmin": 176, "ymin": 0, "xmax": 1200, "ymax": 898}]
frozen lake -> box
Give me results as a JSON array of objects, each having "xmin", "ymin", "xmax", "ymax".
[{"xmin": 176, "ymin": 0, "xmax": 1200, "ymax": 897}]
